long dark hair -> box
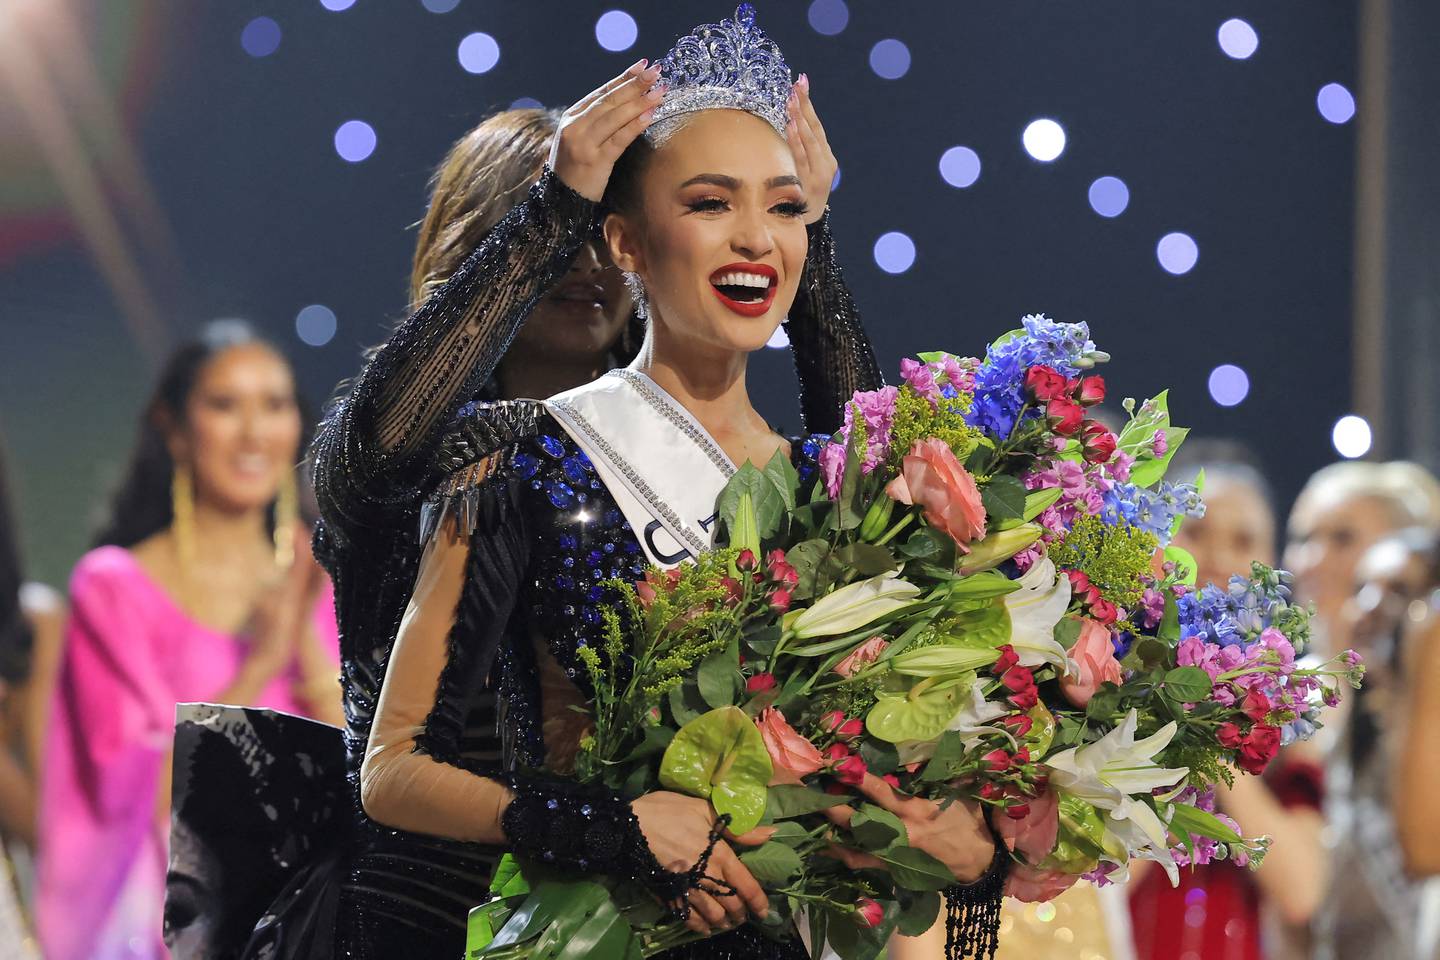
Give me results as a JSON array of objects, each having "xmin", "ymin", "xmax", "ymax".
[
  {"xmin": 93, "ymin": 320, "xmax": 311, "ymax": 550},
  {"xmin": 0, "ymin": 438, "xmax": 31, "ymax": 684}
]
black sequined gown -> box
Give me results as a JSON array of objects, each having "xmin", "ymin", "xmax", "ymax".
[{"xmin": 225, "ymin": 170, "xmax": 880, "ymax": 959}]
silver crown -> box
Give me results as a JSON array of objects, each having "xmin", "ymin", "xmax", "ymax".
[{"xmin": 647, "ymin": 4, "xmax": 793, "ymax": 144}]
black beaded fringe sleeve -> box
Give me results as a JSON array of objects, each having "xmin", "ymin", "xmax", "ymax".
[
  {"xmin": 310, "ymin": 169, "xmax": 596, "ymax": 536},
  {"xmin": 944, "ymin": 833, "xmax": 1009, "ymax": 960},
  {"xmin": 785, "ymin": 210, "xmax": 885, "ymax": 435}
]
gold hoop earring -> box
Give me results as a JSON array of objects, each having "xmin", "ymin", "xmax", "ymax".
[
  {"xmin": 273, "ymin": 469, "xmax": 298, "ymax": 570},
  {"xmin": 172, "ymin": 464, "xmax": 195, "ymax": 572}
]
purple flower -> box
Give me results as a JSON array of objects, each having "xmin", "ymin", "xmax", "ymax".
[
  {"xmin": 1139, "ymin": 588, "xmax": 1166, "ymax": 630},
  {"xmin": 900, "ymin": 359, "xmax": 940, "ymax": 403},
  {"xmin": 841, "ymin": 385, "xmax": 899, "ymax": 474},
  {"xmin": 819, "ymin": 442, "xmax": 847, "ymax": 499}
]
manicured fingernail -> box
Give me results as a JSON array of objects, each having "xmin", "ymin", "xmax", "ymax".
[
  {"xmin": 629, "ymin": 58, "xmax": 646, "ymax": 71},
  {"xmin": 800, "ymin": 73, "xmax": 810, "ymax": 89}
]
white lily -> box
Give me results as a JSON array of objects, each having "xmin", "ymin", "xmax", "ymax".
[
  {"xmin": 1046, "ymin": 709, "xmax": 1189, "ymax": 883},
  {"xmin": 1001, "ymin": 556, "xmax": 1075, "ymax": 674},
  {"xmin": 787, "ymin": 570, "xmax": 921, "ymax": 640},
  {"xmin": 895, "ymin": 678, "xmax": 1010, "ymax": 765}
]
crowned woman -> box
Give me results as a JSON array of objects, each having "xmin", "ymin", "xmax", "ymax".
[{"xmin": 172, "ymin": 7, "xmax": 1007, "ymax": 959}]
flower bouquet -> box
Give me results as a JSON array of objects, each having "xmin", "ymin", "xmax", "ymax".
[{"xmin": 466, "ymin": 316, "xmax": 1363, "ymax": 960}]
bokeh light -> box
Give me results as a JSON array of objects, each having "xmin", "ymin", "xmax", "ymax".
[
  {"xmin": 320, "ymin": 0, "xmax": 357, "ymax": 11},
  {"xmin": 1022, "ymin": 119, "xmax": 1066, "ymax": 162},
  {"xmin": 1156, "ymin": 232, "xmax": 1199, "ymax": 274},
  {"xmin": 1207, "ymin": 364, "xmax": 1250, "ymax": 406},
  {"xmin": 334, "ymin": 120, "xmax": 377, "ymax": 162},
  {"xmin": 1332, "ymin": 415, "xmax": 1373, "ymax": 458},
  {"xmin": 241, "ymin": 17, "xmax": 282, "ymax": 58},
  {"xmin": 296, "ymin": 305, "xmax": 338, "ymax": 347},
  {"xmin": 873, "ymin": 232, "xmax": 916, "ymax": 274},
  {"xmin": 1088, "ymin": 176, "xmax": 1130, "ymax": 217},
  {"xmin": 869, "ymin": 39, "xmax": 911, "ymax": 80},
  {"xmin": 458, "ymin": 32, "xmax": 500, "ymax": 74},
  {"xmin": 595, "ymin": 11, "xmax": 638, "ymax": 52},
  {"xmin": 510, "ymin": 96, "xmax": 544, "ymax": 109},
  {"xmin": 939, "ymin": 147, "xmax": 981, "ymax": 188},
  {"xmin": 807, "ymin": 0, "xmax": 849, "ymax": 36},
  {"xmin": 1217, "ymin": 19, "xmax": 1258, "ymax": 59},
  {"xmin": 1317, "ymin": 83, "xmax": 1356, "ymax": 124},
  {"xmin": 421, "ymin": 0, "xmax": 461, "ymax": 13},
  {"xmin": 831, "ymin": 167, "xmax": 841, "ymax": 191}
]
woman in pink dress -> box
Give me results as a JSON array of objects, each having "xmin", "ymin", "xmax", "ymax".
[{"xmin": 37, "ymin": 321, "xmax": 341, "ymax": 960}]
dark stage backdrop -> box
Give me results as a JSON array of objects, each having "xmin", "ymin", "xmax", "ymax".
[{"xmin": 0, "ymin": 1, "xmax": 1358, "ymax": 586}]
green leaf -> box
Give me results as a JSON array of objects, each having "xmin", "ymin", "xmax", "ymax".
[
  {"xmin": 716, "ymin": 463, "xmax": 786, "ymax": 546},
  {"xmin": 898, "ymin": 529, "xmax": 943, "ymax": 559},
  {"xmin": 943, "ymin": 570, "xmax": 1023, "ymax": 600},
  {"xmin": 467, "ymin": 897, "xmax": 516, "ymax": 956},
  {"xmin": 1084, "ymin": 683, "xmax": 1122, "ymax": 721},
  {"xmin": 859, "ymin": 738, "xmax": 900, "ymax": 775},
  {"xmin": 763, "ymin": 784, "xmax": 848, "ymax": 820},
  {"xmin": 485, "ymin": 879, "xmax": 610, "ymax": 949},
  {"xmin": 739, "ymin": 842, "xmax": 804, "ymax": 885},
  {"xmin": 917, "ymin": 730, "xmax": 967, "ymax": 782},
  {"xmin": 837, "ymin": 431, "xmax": 866, "ymax": 530},
  {"xmin": 659, "ymin": 706, "xmax": 773, "ymax": 834},
  {"xmin": 873, "ymin": 845, "xmax": 954, "ymax": 891},
  {"xmin": 1021, "ymin": 485, "xmax": 1064, "ymax": 523},
  {"xmin": 835, "ymin": 541, "xmax": 900, "ymax": 577},
  {"xmin": 981, "ymin": 475, "xmax": 1028, "ymax": 523},
  {"xmin": 1129, "ymin": 426, "xmax": 1190, "ymax": 488},
  {"xmin": 1168, "ymin": 800, "xmax": 1245, "ymax": 845},
  {"xmin": 1164, "ymin": 545, "xmax": 1199, "ymax": 586},
  {"xmin": 766, "ymin": 820, "xmax": 810, "ymax": 844},
  {"xmin": 488, "ymin": 854, "xmax": 529, "ymax": 898},
  {"xmin": 787, "ymin": 538, "xmax": 844, "ymax": 600},
  {"xmin": 553, "ymin": 895, "xmax": 641, "ymax": 960},
  {"xmin": 762, "ymin": 446, "xmax": 800, "ymax": 513},
  {"xmin": 697, "ymin": 652, "xmax": 741, "ymax": 709},
  {"xmin": 865, "ymin": 680, "xmax": 969, "ymax": 743},
  {"xmin": 1053, "ymin": 616, "xmax": 1082, "ymax": 650},
  {"xmin": 895, "ymin": 890, "xmax": 942, "ymax": 937},
  {"xmin": 1162, "ymin": 666, "xmax": 1214, "ymax": 702},
  {"xmin": 849, "ymin": 803, "xmax": 909, "ymax": 851},
  {"xmin": 667, "ymin": 680, "xmax": 706, "ymax": 726},
  {"xmin": 1158, "ymin": 593, "xmax": 1181, "ymax": 642},
  {"xmin": 620, "ymin": 725, "xmax": 675, "ymax": 764}
]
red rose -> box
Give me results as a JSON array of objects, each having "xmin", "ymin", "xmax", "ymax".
[
  {"xmin": 821, "ymin": 710, "xmax": 847, "ymax": 733},
  {"xmin": 980, "ymin": 782, "xmax": 1002, "ymax": 801},
  {"xmin": 766, "ymin": 549, "xmax": 799, "ymax": 587},
  {"xmin": 1025, "ymin": 366, "xmax": 1070, "ymax": 401},
  {"xmin": 855, "ymin": 899, "xmax": 884, "ymax": 928},
  {"xmin": 1216, "ymin": 721, "xmax": 1245, "ymax": 749},
  {"xmin": 1088, "ymin": 596, "xmax": 1120, "ymax": 626},
  {"xmin": 992, "ymin": 644, "xmax": 1020, "ymax": 675},
  {"xmin": 837, "ymin": 718, "xmax": 864, "ymax": 739},
  {"xmin": 1013, "ymin": 746, "xmax": 1031, "ymax": 765},
  {"xmin": 720, "ymin": 576, "xmax": 743, "ymax": 603},
  {"xmin": 983, "ymin": 748, "xmax": 1011, "ymax": 772},
  {"xmin": 1076, "ymin": 376, "xmax": 1106, "ymax": 406},
  {"xmin": 1008, "ymin": 686, "xmax": 1039, "ymax": 710},
  {"xmin": 1238, "ymin": 725, "xmax": 1281, "ymax": 775},
  {"xmin": 1047, "ymin": 399, "xmax": 1086, "ymax": 436},
  {"xmin": 836, "ymin": 754, "xmax": 868, "ymax": 786},
  {"xmin": 1065, "ymin": 569, "xmax": 1092, "ymax": 594},
  {"xmin": 882, "ymin": 773, "xmax": 902, "ymax": 790},
  {"xmin": 1005, "ymin": 802, "xmax": 1032, "ymax": 821},
  {"xmin": 1001, "ymin": 666, "xmax": 1036, "ymax": 692},
  {"xmin": 746, "ymin": 673, "xmax": 777, "ymax": 693},
  {"xmin": 736, "ymin": 549, "xmax": 758, "ymax": 571},
  {"xmin": 824, "ymin": 742, "xmax": 851, "ymax": 762},
  {"xmin": 1001, "ymin": 714, "xmax": 1034, "ymax": 737},
  {"xmin": 1081, "ymin": 424, "xmax": 1117, "ymax": 464},
  {"xmin": 770, "ymin": 588, "xmax": 794, "ymax": 613},
  {"xmin": 1242, "ymin": 689, "xmax": 1272, "ymax": 723}
]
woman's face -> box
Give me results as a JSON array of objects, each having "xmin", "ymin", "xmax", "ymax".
[
  {"xmin": 607, "ymin": 110, "xmax": 808, "ymax": 355},
  {"xmin": 1172, "ymin": 475, "xmax": 1276, "ymax": 589},
  {"xmin": 516, "ymin": 239, "xmax": 632, "ymax": 360},
  {"xmin": 172, "ymin": 343, "xmax": 302, "ymax": 514},
  {"xmin": 1284, "ymin": 490, "xmax": 1398, "ymax": 629}
]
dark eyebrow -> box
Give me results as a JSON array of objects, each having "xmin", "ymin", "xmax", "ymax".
[{"xmin": 677, "ymin": 173, "xmax": 804, "ymax": 190}]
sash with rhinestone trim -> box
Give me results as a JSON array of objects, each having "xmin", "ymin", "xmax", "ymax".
[{"xmin": 544, "ymin": 370, "xmax": 736, "ymax": 569}]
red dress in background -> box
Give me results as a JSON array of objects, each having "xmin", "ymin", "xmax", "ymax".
[{"xmin": 1128, "ymin": 759, "xmax": 1324, "ymax": 960}]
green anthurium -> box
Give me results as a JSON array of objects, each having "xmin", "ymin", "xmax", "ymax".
[
  {"xmin": 865, "ymin": 674, "xmax": 972, "ymax": 743},
  {"xmin": 659, "ymin": 706, "xmax": 773, "ymax": 834},
  {"xmin": 1036, "ymin": 793, "xmax": 1128, "ymax": 873},
  {"xmin": 1022, "ymin": 701, "xmax": 1057, "ymax": 755},
  {"xmin": 934, "ymin": 601, "xmax": 1012, "ymax": 651}
]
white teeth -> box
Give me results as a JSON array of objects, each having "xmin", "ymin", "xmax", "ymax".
[{"xmin": 712, "ymin": 271, "xmax": 771, "ymax": 289}]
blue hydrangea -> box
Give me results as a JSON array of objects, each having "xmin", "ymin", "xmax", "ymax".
[
  {"xmin": 965, "ymin": 315, "xmax": 1096, "ymax": 437},
  {"xmin": 1178, "ymin": 566, "xmax": 1299, "ymax": 649},
  {"xmin": 1100, "ymin": 481, "xmax": 1205, "ymax": 545}
]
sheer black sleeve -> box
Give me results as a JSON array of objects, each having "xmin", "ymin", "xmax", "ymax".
[
  {"xmin": 311, "ymin": 170, "xmax": 595, "ymax": 535},
  {"xmin": 785, "ymin": 209, "xmax": 885, "ymax": 436}
]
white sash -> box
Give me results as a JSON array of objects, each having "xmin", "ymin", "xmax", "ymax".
[{"xmin": 544, "ymin": 370, "xmax": 736, "ymax": 569}]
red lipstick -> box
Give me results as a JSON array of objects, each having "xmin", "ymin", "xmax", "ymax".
[{"xmin": 708, "ymin": 262, "xmax": 778, "ymax": 318}]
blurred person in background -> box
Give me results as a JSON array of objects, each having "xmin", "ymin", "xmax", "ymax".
[
  {"xmin": 36, "ymin": 321, "xmax": 343, "ymax": 960},
  {"xmin": 1315, "ymin": 523, "xmax": 1440, "ymax": 960},
  {"xmin": 0, "ymin": 439, "xmax": 50, "ymax": 957},
  {"xmin": 1129, "ymin": 439, "xmax": 1326, "ymax": 960}
]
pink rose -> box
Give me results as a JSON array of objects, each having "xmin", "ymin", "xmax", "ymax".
[
  {"xmin": 996, "ymin": 787, "xmax": 1060, "ymax": 863},
  {"xmin": 1005, "ymin": 863, "xmax": 1080, "ymax": 903},
  {"xmin": 884, "ymin": 439, "xmax": 987, "ymax": 550},
  {"xmin": 1060, "ymin": 618, "xmax": 1123, "ymax": 708},
  {"xmin": 833, "ymin": 637, "xmax": 889, "ymax": 678},
  {"xmin": 756, "ymin": 708, "xmax": 824, "ymax": 785},
  {"xmin": 854, "ymin": 898, "xmax": 884, "ymax": 928}
]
